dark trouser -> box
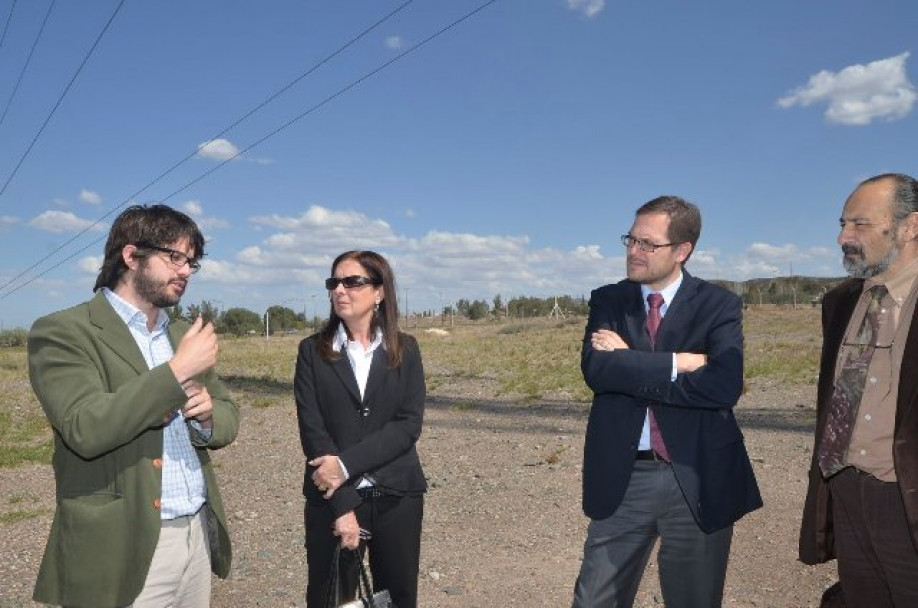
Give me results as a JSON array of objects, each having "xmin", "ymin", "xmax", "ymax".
[
  {"xmin": 830, "ymin": 467, "xmax": 918, "ymax": 607},
  {"xmin": 572, "ymin": 460, "xmax": 733, "ymax": 608},
  {"xmin": 305, "ymin": 493, "xmax": 423, "ymax": 608}
]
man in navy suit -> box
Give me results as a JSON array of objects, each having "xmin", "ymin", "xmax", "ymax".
[{"xmin": 572, "ymin": 195, "xmax": 762, "ymax": 607}]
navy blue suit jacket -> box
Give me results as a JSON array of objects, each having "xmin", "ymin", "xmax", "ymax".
[{"xmin": 581, "ymin": 271, "xmax": 762, "ymax": 532}]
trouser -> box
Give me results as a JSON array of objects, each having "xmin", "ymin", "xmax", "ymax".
[
  {"xmin": 830, "ymin": 467, "xmax": 918, "ymax": 607},
  {"xmin": 572, "ymin": 460, "xmax": 733, "ymax": 608},
  {"xmin": 305, "ymin": 493, "xmax": 424, "ymax": 608},
  {"xmin": 129, "ymin": 508, "xmax": 211, "ymax": 608}
]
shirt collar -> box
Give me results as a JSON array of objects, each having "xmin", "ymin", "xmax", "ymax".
[
  {"xmin": 640, "ymin": 271, "xmax": 684, "ymax": 308},
  {"xmin": 102, "ymin": 287, "xmax": 169, "ymax": 332},
  {"xmin": 332, "ymin": 322, "xmax": 384, "ymax": 353},
  {"xmin": 866, "ymin": 256, "xmax": 918, "ymax": 306}
]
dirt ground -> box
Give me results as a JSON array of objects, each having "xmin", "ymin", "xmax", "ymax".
[{"xmin": 0, "ymin": 370, "xmax": 837, "ymax": 607}]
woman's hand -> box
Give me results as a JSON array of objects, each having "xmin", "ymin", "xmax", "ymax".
[
  {"xmin": 310, "ymin": 455, "xmax": 345, "ymax": 498},
  {"xmin": 333, "ymin": 511, "xmax": 360, "ymax": 550}
]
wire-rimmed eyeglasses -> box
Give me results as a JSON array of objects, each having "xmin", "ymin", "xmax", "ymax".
[
  {"xmin": 621, "ymin": 234, "xmax": 676, "ymax": 253},
  {"xmin": 136, "ymin": 242, "xmax": 201, "ymax": 273}
]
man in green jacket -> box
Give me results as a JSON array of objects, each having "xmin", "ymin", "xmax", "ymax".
[{"xmin": 28, "ymin": 204, "xmax": 239, "ymax": 607}]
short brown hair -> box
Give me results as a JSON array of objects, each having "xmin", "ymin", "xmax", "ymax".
[{"xmin": 636, "ymin": 195, "xmax": 702, "ymax": 262}]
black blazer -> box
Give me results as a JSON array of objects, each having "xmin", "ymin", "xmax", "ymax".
[
  {"xmin": 295, "ymin": 331, "xmax": 427, "ymax": 518},
  {"xmin": 581, "ymin": 272, "xmax": 762, "ymax": 532}
]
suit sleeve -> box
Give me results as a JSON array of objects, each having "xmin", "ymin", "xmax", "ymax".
[
  {"xmin": 294, "ymin": 338, "xmax": 362, "ymax": 516},
  {"xmin": 337, "ymin": 336, "xmax": 426, "ymax": 479},
  {"xmin": 294, "ymin": 338, "xmax": 341, "ymax": 461},
  {"xmin": 28, "ymin": 315, "xmax": 191, "ymax": 460},
  {"xmin": 582, "ymin": 288, "xmax": 744, "ymax": 410}
]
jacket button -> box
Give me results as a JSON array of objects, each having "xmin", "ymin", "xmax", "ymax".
[
  {"xmin": 153, "ymin": 498, "xmax": 161, "ymax": 511},
  {"xmin": 152, "ymin": 458, "xmax": 163, "ymax": 469}
]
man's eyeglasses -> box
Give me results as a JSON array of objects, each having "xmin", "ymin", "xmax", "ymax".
[
  {"xmin": 136, "ymin": 242, "xmax": 201, "ymax": 273},
  {"xmin": 621, "ymin": 234, "xmax": 676, "ymax": 253},
  {"xmin": 325, "ymin": 275, "xmax": 380, "ymax": 290}
]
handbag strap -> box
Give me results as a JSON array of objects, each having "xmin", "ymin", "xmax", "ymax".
[
  {"xmin": 355, "ymin": 546, "xmax": 376, "ymax": 608},
  {"xmin": 325, "ymin": 544, "xmax": 377, "ymax": 608}
]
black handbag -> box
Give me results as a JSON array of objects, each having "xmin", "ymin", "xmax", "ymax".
[{"xmin": 324, "ymin": 545, "xmax": 393, "ymax": 608}]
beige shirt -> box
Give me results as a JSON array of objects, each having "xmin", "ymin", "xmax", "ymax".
[{"xmin": 844, "ymin": 256, "xmax": 918, "ymax": 481}]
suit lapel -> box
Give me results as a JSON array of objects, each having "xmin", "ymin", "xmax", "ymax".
[
  {"xmin": 655, "ymin": 273, "xmax": 699, "ymax": 350},
  {"xmin": 331, "ymin": 353, "xmax": 362, "ymax": 403},
  {"xmin": 623, "ymin": 281, "xmax": 651, "ymax": 351},
  {"xmin": 362, "ymin": 347, "xmax": 388, "ymax": 405},
  {"xmin": 88, "ymin": 292, "xmax": 149, "ymax": 375}
]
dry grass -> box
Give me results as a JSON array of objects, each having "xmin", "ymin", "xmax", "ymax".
[{"xmin": 0, "ymin": 307, "xmax": 822, "ymax": 468}]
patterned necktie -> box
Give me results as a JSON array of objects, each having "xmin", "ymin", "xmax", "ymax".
[
  {"xmin": 817, "ymin": 285, "xmax": 887, "ymax": 478},
  {"xmin": 646, "ymin": 293, "xmax": 670, "ymax": 462}
]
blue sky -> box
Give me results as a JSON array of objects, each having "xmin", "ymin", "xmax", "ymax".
[{"xmin": 0, "ymin": 0, "xmax": 915, "ymax": 329}]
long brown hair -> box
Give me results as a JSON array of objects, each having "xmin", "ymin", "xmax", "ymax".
[{"xmin": 317, "ymin": 250, "xmax": 404, "ymax": 367}]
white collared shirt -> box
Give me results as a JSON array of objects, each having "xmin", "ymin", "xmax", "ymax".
[{"xmin": 102, "ymin": 288, "xmax": 207, "ymax": 520}]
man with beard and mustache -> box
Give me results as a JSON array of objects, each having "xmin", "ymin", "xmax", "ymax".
[
  {"xmin": 800, "ymin": 173, "xmax": 918, "ymax": 607},
  {"xmin": 27, "ymin": 204, "xmax": 239, "ymax": 608},
  {"xmin": 572, "ymin": 195, "xmax": 761, "ymax": 607}
]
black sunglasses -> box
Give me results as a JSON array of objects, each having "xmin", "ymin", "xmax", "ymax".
[{"xmin": 325, "ymin": 275, "xmax": 380, "ymax": 290}]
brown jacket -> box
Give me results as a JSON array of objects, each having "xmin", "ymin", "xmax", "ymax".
[{"xmin": 799, "ymin": 278, "xmax": 918, "ymax": 563}]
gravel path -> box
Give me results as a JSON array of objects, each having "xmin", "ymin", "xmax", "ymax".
[{"xmin": 0, "ymin": 378, "xmax": 836, "ymax": 607}]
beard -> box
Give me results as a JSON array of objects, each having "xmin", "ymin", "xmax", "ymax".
[
  {"xmin": 841, "ymin": 239, "xmax": 899, "ymax": 279},
  {"xmin": 132, "ymin": 262, "xmax": 185, "ymax": 308}
]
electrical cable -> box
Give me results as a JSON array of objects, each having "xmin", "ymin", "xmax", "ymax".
[
  {"xmin": 0, "ymin": 0, "xmax": 125, "ymax": 202},
  {"xmin": 0, "ymin": 0, "xmax": 501, "ymax": 301},
  {"xmin": 0, "ymin": 0, "xmax": 57, "ymax": 131},
  {"xmin": 0, "ymin": 0, "xmax": 415, "ymax": 298},
  {"xmin": 0, "ymin": 0, "xmax": 17, "ymax": 52}
]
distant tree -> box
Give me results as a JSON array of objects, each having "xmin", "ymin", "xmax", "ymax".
[
  {"xmin": 167, "ymin": 304, "xmax": 185, "ymax": 323},
  {"xmin": 456, "ymin": 299, "xmax": 471, "ymax": 317},
  {"xmin": 222, "ymin": 308, "xmax": 262, "ymax": 336},
  {"xmin": 267, "ymin": 305, "xmax": 299, "ymax": 333},
  {"xmin": 200, "ymin": 300, "xmax": 220, "ymax": 326},
  {"xmin": 467, "ymin": 299, "xmax": 489, "ymax": 320},
  {"xmin": 185, "ymin": 303, "xmax": 203, "ymax": 321},
  {"xmin": 492, "ymin": 294, "xmax": 504, "ymax": 318}
]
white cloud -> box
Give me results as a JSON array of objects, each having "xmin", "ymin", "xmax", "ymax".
[
  {"xmin": 565, "ymin": 0, "xmax": 605, "ymax": 19},
  {"xmin": 196, "ymin": 138, "xmax": 241, "ymax": 161},
  {"xmin": 52, "ymin": 197, "xmax": 69, "ymax": 207},
  {"xmin": 0, "ymin": 215, "xmax": 18, "ymax": 228},
  {"xmin": 79, "ymin": 189, "xmax": 102, "ymax": 205},
  {"xmin": 250, "ymin": 205, "xmax": 403, "ymax": 254},
  {"xmin": 777, "ymin": 52, "xmax": 917, "ymax": 125},
  {"xmin": 180, "ymin": 200, "xmax": 230, "ymax": 231},
  {"xmin": 28, "ymin": 211, "xmax": 106, "ymax": 234},
  {"xmin": 384, "ymin": 36, "xmax": 404, "ymax": 50},
  {"xmin": 77, "ymin": 255, "xmax": 103, "ymax": 274}
]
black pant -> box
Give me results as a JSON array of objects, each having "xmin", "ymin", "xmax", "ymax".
[
  {"xmin": 830, "ymin": 468, "xmax": 918, "ymax": 607},
  {"xmin": 305, "ymin": 493, "xmax": 423, "ymax": 608}
]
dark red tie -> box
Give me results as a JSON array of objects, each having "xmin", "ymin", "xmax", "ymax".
[{"xmin": 646, "ymin": 293, "xmax": 670, "ymax": 461}]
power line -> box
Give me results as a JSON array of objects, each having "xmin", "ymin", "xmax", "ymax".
[
  {"xmin": 0, "ymin": 0, "xmax": 17, "ymax": 52},
  {"xmin": 0, "ymin": 0, "xmax": 125, "ymax": 202},
  {"xmin": 0, "ymin": 0, "xmax": 502, "ymax": 301},
  {"xmin": 0, "ymin": 0, "xmax": 416, "ymax": 299},
  {"xmin": 0, "ymin": 0, "xmax": 57, "ymax": 131}
]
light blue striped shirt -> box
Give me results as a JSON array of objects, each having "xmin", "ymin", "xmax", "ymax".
[{"xmin": 102, "ymin": 288, "xmax": 207, "ymax": 520}]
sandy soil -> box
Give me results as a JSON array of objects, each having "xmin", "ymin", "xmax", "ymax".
[{"xmin": 0, "ymin": 370, "xmax": 837, "ymax": 608}]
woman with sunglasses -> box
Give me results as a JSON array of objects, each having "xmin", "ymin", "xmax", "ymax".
[{"xmin": 295, "ymin": 250, "xmax": 427, "ymax": 608}]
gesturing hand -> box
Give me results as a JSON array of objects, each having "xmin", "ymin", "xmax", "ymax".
[{"xmin": 169, "ymin": 316, "xmax": 219, "ymax": 383}]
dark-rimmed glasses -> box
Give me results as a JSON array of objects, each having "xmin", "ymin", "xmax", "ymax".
[
  {"xmin": 136, "ymin": 242, "xmax": 201, "ymax": 273},
  {"xmin": 621, "ymin": 234, "xmax": 676, "ymax": 253},
  {"xmin": 325, "ymin": 275, "xmax": 380, "ymax": 290}
]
